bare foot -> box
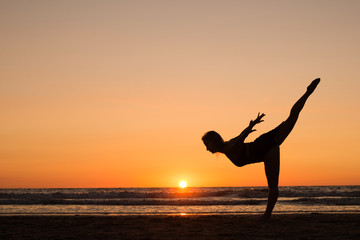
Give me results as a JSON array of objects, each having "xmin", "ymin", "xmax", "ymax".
[
  {"xmin": 259, "ymin": 214, "xmax": 271, "ymax": 222},
  {"xmin": 307, "ymin": 78, "xmax": 320, "ymax": 94}
]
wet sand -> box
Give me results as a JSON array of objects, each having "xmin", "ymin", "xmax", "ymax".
[{"xmin": 0, "ymin": 213, "xmax": 359, "ymax": 240}]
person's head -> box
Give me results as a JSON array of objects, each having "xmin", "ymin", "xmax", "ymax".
[{"xmin": 202, "ymin": 131, "xmax": 224, "ymax": 153}]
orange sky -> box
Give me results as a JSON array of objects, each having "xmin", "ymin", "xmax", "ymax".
[{"xmin": 1, "ymin": 0, "xmax": 359, "ymax": 188}]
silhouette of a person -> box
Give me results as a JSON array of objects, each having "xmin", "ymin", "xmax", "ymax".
[{"xmin": 202, "ymin": 78, "xmax": 320, "ymax": 220}]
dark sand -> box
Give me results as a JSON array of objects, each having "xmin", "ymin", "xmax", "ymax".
[{"xmin": 0, "ymin": 214, "xmax": 359, "ymax": 240}]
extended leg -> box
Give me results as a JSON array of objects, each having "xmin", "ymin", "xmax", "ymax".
[
  {"xmin": 262, "ymin": 146, "xmax": 280, "ymax": 220},
  {"xmin": 274, "ymin": 78, "xmax": 320, "ymax": 145}
]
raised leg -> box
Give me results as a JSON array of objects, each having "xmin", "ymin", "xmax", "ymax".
[
  {"xmin": 274, "ymin": 78, "xmax": 320, "ymax": 145},
  {"xmin": 262, "ymin": 146, "xmax": 280, "ymax": 220}
]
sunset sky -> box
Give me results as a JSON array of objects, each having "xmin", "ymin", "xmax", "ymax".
[{"xmin": 1, "ymin": 0, "xmax": 359, "ymax": 188}]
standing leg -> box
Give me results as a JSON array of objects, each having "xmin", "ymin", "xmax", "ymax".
[
  {"xmin": 274, "ymin": 78, "xmax": 320, "ymax": 145},
  {"xmin": 262, "ymin": 146, "xmax": 280, "ymax": 220}
]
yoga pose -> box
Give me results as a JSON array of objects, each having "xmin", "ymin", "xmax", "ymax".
[{"xmin": 202, "ymin": 78, "xmax": 320, "ymax": 220}]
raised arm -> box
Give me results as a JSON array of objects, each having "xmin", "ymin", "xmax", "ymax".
[{"xmin": 232, "ymin": 113, "xmax": 265, "ymax": 143}]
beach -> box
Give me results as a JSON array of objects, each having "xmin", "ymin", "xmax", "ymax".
[{"xmin": 1, "ymin": 214, "xmax": 359, "ymax": 240}]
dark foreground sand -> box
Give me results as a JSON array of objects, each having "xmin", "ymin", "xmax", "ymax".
[{"xmin": 0, "ymin": 214, "xmax": 359, "ymax": 240}]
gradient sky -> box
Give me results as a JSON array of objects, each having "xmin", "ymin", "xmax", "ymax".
[{"xmin": 1, "ymin": 0, "xmax": 359, "ymax": 188}]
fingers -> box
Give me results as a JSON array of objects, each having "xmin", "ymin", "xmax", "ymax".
[
  {"xmin": 254, "ymin": 113, "xmax": 265, "ymax": 124},
  {"xmin": 253, "ymin": 113, "xmax": 266, "ymax": 124},
  {"xmin": 256, "ymin": 113, "xmax": 265, "ymax": 120}
]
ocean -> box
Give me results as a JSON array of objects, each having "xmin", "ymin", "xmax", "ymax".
[{"xmin": 0, "ymin": 186, "xmax": 359, "ymax": 216}]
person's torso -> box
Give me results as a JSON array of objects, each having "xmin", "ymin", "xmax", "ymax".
[{"xmin": 224, "ymin": 141, "xmax": 251, "ymax": 167}]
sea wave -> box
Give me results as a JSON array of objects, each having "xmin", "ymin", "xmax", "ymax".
[
  {"xmin": 0, "ymin": 198, "xmax": 267, "ymax": 206},
  {"xmin": 0, "ymin": 186, "xmax": 359, "ymax": 206}
]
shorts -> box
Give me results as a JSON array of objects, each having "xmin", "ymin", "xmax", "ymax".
[{"xmin": 250, "ymin": 122, "xmax": 283, "ymax": 161}]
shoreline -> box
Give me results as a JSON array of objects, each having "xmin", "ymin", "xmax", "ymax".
[
  {"xmin": 1, "ymin": 213, "xmax": 359, "ymax": 240},
  {"xmin": 1, "ymin": 210, "xmax": 360, "ymax": 216}
]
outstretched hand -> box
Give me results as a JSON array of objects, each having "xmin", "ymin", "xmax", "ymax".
[
  {"xmin": 250, "ymin": 112, "xmax": 265, "ymax": 126},
  {"xmin": 238, "ymin": 112, "xmax": 265, "ymax": 138}
]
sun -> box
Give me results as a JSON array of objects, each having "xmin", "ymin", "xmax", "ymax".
[{"xmin": 179, "ymin": 180, "xmax": 187, "ymax": 188}]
